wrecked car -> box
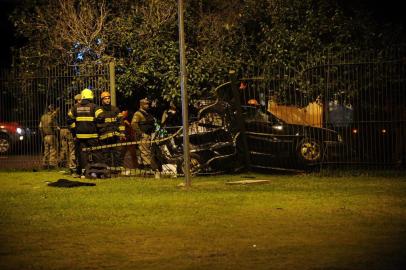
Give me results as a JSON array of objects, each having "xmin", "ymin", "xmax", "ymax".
[
  {"xmin": 155, "ymin": 108, "xmax": 242, "ymax": 175},
  {"xmin": 156, "ymin": 80, "xmax": 343, "ymax": 174}
]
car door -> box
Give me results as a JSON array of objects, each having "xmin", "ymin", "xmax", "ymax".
[{"xmin": 243, "ymin": 106, "xmax": 296, "ymax": 165}]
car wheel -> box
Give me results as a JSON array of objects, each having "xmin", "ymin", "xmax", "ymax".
[
  {"xmin": 0, "ymin": 134, "xmax": 11, "ymax": 154},
  {"xmin": 181, "ymin": 153, "xmax": 203, "ymax": 175},
  {"xmin": 297, "ymin": 138, "xmax": 323, "ymax": 166}
]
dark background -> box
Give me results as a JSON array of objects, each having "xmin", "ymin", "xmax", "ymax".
[
  {"xmin": 0, "ymin": 0, "xmax": 405, "ymax": 67},
  {"xmin": 0, "ymin": 0, "xmax": 22, "ymax": 66}
]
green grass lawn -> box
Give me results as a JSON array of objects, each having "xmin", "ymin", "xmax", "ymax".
[{"xmin": 0, "ymin": 171, "xmax": 406, "ymax": 270}]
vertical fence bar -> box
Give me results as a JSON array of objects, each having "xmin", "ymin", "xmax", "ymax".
[{"xmin": 109, "ymin": 61, "xmax": 116, "ymax": 107}]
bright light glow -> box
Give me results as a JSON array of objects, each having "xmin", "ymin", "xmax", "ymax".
[
  {"xmin": 382, "ymin": 129, "xmax": 387, "ymax": 134},
  {"xmin": 16, "ymin": 128, "xmax": 22, "ymax": 134},
  {"xmin": 273, "ymin": 125, "xmax": 283, "ymax": 130},
  {"xmin": 352, "ymin": 129, "xmax": 358, "ymax": 134},
  {"xmin": 19, "ymin": 136, "xmax": 24, "ymax": 141}
]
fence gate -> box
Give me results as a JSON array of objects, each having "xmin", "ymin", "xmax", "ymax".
[{"xmin": 0, "ymin": 63, "xmax": 112, "ymax": 169}]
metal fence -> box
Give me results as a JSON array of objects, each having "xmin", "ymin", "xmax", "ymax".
[
  {"xmin": 1, "ymin": 47, "xmax": 405, "ymax": 174},
  {"xmin": 233, "ymin": 47, "xmax": 406, "ymax": 171},
  {"xmin": 0, "ymin": 63, "xmax": 111, "ymax": 169}
]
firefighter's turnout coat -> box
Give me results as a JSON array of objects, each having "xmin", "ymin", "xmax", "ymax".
[
  {"xmin": 67, "ymin": 99, "xmax": 102, "ymax": 139},
  {"xmin": 97, "ymin": 104, "xmax": 125, "ymax": 140},
  {"xmin": 67, "ymin": 99, "xmax": 102, "ymax": 174}
]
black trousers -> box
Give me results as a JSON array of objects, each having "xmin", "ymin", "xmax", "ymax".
[
  {"xmin": 100, "ymin": 137, "xmax": 122, "ymax": 168},
  {"xmin": 76, "ymin": 139, "xmax": 102, "ymax": 174}
]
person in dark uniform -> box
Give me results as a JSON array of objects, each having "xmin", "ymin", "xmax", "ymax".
[
  {"xmin": 161, "ymin": 101, "xmax": 181, "ymax": 131},
  {"xmin": 67, "ymin": 88, "xmax": 102, "ymax": 177},
  {"xmin": 97, "ymin": 91, "xmax": 125, "ymax": 171}
]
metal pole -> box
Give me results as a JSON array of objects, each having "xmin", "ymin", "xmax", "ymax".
[
  {"xmin": 178, "ymin": 0, "xmax": 191, "ymax": 187},
  {"xmin": 109, "ymin": 61, "xmax": 116, "ymax": 106}
]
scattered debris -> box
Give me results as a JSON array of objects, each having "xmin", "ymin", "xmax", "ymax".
[
  {"xmin": 177, "ymin": 182, "xmax": 186, "ymax": 188},
  {"xmin": 226, "ymin": 180, "xmax": 270, "ymax": 185}
]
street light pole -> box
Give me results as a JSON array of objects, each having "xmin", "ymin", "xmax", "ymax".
[{"xmin": 178, "ymin": 0, "xmax": 191, "ymax": 187}]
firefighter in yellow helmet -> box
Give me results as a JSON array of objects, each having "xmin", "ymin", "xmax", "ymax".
[
  {"xmin": 67, "ymin": 88, "xmax": 102, "ymax": 177},
  {"xmin": 97, "ymin": 91, "xmax": 125, "ymax": 171}
]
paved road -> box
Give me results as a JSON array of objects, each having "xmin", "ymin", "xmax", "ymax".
[
  {"xmin": 0, "ymin": 155, "xmax": 42, "ymax": 170},
  {"xmin": 0, "ymin": 153, "xmax": 136, "ymax": 170}
]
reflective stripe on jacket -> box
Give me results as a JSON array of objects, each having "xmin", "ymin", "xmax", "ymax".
[
  {"xmin": 68, "ymin": 99, "xmax": 100, "ymax": 139},
  {"xmin": 97, "ymin": 104, "xmax": 124, "ymax": 140}
]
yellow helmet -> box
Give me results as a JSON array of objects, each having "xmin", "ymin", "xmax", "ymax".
[
  {"xmin": 248, "ymin": 99, "xmax": 259, "ymax": 106},
  {"xmin": 81, "ymin": 88, "xmax": 94, "ymax": 99},
  {"xmin": 101, "ymin": 91, "xmax": 111, "ymax": 99}
]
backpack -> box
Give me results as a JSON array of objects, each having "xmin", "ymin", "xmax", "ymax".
[{"xmin": 85, "ymin": 163, "xmax": 110, "ymax": 179}]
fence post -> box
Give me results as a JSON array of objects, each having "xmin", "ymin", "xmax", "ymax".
[{"xmin": 109, "ymin": 61, "xmax": 116, "ymax": 107}]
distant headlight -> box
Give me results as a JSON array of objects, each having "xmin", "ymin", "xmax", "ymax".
[
  {"xmin": 272, "ymin": 125, "xmax": 283, "ymax": 131},
  {"xmin": 16, "ymin": 128, "xmax": 23, "ymax": 134}
]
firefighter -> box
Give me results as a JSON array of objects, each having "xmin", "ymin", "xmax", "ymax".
[
  {"xmin": 68, "ymin": 88, "xmax": 102, "ymax": 177},
  {"xmin": 39, "ymin": 104, "xmax": 59, "ymax": 169},
  {"xmin": 247, "ymin": 99, "xmax": 259, "ymax": 106},
  {"xmin": 97, "ymin": 91, "xmax": 125, "ymax": 171},
  {"xmin": 131, "ymin": 98, "xmax": 160, "ymax": 174},
  {"xmin": 247, "ymin": 98, "xmax": 267, "ymax": 120}
]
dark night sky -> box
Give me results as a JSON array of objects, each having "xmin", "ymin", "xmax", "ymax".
[
  {"xmin": 0, "ymin": 0, "xmax": 21, "ymax": 66},
  {"xmin": 0, "ymin": 0, "xmax": 405, "ymax": 67}
]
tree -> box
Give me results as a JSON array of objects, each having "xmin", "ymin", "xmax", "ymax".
[
  {"xmin": 12, "ymin": 0, "xmax": 110, "ymax": 70},
  {"xmin": 9, "ymin": 0, "xmax": 405, "ymax": 104}
]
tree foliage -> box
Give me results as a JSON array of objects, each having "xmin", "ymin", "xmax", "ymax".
[
  {"xmin": 12, "ymin": 0, "xmax": 110, "ymax": 68},
  {"xmin": 10, "ymin": 0, "xmax": 405, "ymax": 103}
]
